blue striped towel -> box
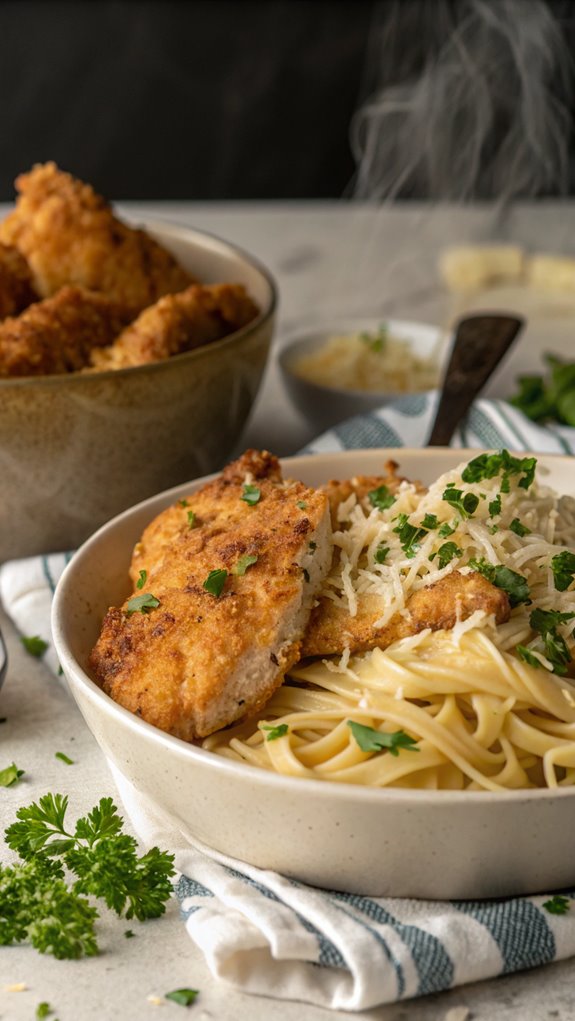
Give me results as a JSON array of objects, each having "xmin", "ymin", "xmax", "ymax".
[{"xmin": 1, "ymin": 395, "xmax": 575, "ymax": 1011}]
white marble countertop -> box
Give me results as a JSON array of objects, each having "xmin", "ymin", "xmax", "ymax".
[{"xmin": 2, "ymin": 200, "xmax": 575, "ymax": 1021}]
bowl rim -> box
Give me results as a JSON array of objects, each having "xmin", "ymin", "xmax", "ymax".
[
  {"xmin": 0, "ymin": 218, "xmax": 278, "ymax": 389},
  {"xmin": 52, "ymin": 445, "xmax": 575, "ymax": 807},
  {"xmin": 278, "ymin": 317, "xmax": 444, "ymax": 400}
]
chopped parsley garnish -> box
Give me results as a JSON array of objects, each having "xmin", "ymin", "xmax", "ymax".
[
  {"xmin": 488, "ymin": 494, "xmax": 501, "ymax": 517},
  {"xmin": 1, "ymin": 794, "xmax": 175, "ymax": 959},
  {"xmin": 309, "ymin": 540, "xmax": 317, "ymax": 551},
  {"xmin": 296, "ymin": 500, "xmax": 307, "ymax": 510},
  {"xmin": 461, "ymin": 450, "xmax": 537, "ymax": 491},
  {"xmin": 241, "ymin": 484, "xmax": 261, "ymax": 506},
  {"xmin": 528, "ymin": 608, "xmax": 575, "ymax": 675},
  {"xmin": 393, "ymin": 514, "xmax": 434, "ymax": 558},
  {"xmin": 360, "ymin": 323, "xmax": 388, "ymax": 353},
  {"xmin": 178, "ymin": 498, "xmax": 189, "ymax": 508},
  {"xmin": 432, "ymin": 541, "xmax": 463, "ymax": 569},
  {"xmin": 442, "ymin": 485, "xmax": 479, "ymax": 518},
  {"xmin": 124, "ymin": 929, "xmax": 135, "ymax": 938},
  {"xmin": 234, "ymin": 554, "xmax": 258, "ymax": 576},
  {"xmin": 469, "ymin": 558, "xmax": 530, "ymax": 607},
  {"xmin": 55, "ymin": 752, "xmax": 74, "ymax": 766},
  {"xmin": 368, "ymin": 484, "xmax": 396, "ymax": 511},
  {"xmin": 551, "ymin": 551, "xmax": 575, "ymax": 592},
  {"xmin": 438, "ymin": 521, "xmax": 457, "ymax": 538},
  {"xmin": 36, "ymin": 1004, "xmax": 53, "ymax": 1019},
  {"xmin": 516, "ymin": 645, "xmax": 543, "ymax": 668},
  {"xmin": 136, "ymin": 569, "xmax": 147, "ymax": 590},
  {"xmin": 187, "ymin": 510, "xmax": 196, "ymax": 529},
  {"xmin": 347, "ymin": 720, "xmax": 419, "ymax": 756},
  {"xmin": 202, "ymin": 569, "xmax": 228, "ymax": 597},
  {"xmin": 125, "ymin": 592, "xmax": 160, "ymax": 615},
  {"xmin": 509, "ymin": 517, "xmax": 531, "ymax": 537},
  {"xmin": 0, "ymin": 763, "xmax": 25, "ymax": 787},
  {"xmin": 20, "ymin": 635, "xmax": 48, "ymax": 658},
  {"xmin": 543, "ymin": 894, "xmax": 571, "ymax": 915},
  {"xmin": 261, "ymin": 723, "xmax": 289, "ymax": 741},
  {"xmin": 375, "ymin": 544, "xmax": 390, "ymax": 564},
  {"xmin": 165, "ymin": 989, "xmax": 199, "ymax": 1007}
]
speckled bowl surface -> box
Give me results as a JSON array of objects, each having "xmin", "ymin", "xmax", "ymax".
[
  {"xmin": 52, "ymin": 447, "xmax": 575, "ymax": 899},
  {"xmin": 0, "ymin": 221, "xmax": 276, "ymax": 561},
  {"xmin": 279, "ymin": 318, "xmax": 446, "ymax": 433}
]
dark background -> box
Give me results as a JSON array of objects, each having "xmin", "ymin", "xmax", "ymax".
[{"xmin": 0, "ymin": 0, "xmax": 375, "ymax": 201}]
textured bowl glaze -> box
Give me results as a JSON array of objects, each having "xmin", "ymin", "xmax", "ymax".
[
  {"xmin": 52, "ymin": 447, "xmax": 575, "ymax": 899},
  {"xmin": 0, "ymin": 221, "xmax": 276, "ymax": 560},
  {"xmin": 279, "ymin": 318, "xmax": 446, "ymax": 432}
]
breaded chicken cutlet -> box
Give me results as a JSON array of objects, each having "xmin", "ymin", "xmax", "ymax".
[
  {"xmin": 0, "ymin": 285, "xmax": 130, "ymax": 377},
  {"xmin": 0, "ymin": 242, "xmax": 37, "ymax": 320},
  {"xmin": 89, "ymin": 450, "xmax": 332, "ymax": 741},
  {"xmin": 90, "ymin": 283, "xmax": 260, "ymax": 370},
  {"xmin": 0, "ymin": 162, "xmax": 193, "ymax": 315}
]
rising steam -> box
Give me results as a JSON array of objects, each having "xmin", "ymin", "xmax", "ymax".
[{"xmin": 351, "ymin": 0, "xmax": 574, "ymax": 203}]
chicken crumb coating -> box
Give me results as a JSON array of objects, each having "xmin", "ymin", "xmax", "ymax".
[{"xmin": 0, "ymin": 242, "xmax": 37, "ymax": 320}]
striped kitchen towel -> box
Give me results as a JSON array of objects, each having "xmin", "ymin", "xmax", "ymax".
[{"xmin": 1, "ymin": 394, "xmax": 575, "ymax": 1011}]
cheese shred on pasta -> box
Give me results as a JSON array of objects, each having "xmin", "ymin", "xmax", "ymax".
[{"xmin": 203, "ymin": 453, "xmax": 575, "ymax": 791}]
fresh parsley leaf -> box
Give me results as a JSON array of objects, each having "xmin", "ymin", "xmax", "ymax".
[
  {"xmin": 488, "ymin": 494, "xmax": 502, "ymax": 517},
  {"xmin": 165, "ymin": 989, "xmax": 199, "ymax": 1007},
  {"xmin": 375, "ymin": 544, "xmax": 389, "ymax": 564},
  {"xmin": 125, "ymin": 593, "xmax": 160, "ymax": 615},
  {"xmin": 360, "ymin": 324, "xmax": 388, "ymax": 353},
  {"xmin": 368, "ymin": 484, "xmax": 396, "ymax": 511},
  {"xmin": 442, "ymin": 485, "xmax": 479, "ymax": 518},
  {"xmin": 0, "ymin": 763, "xmax": 25, "ymax": 787},
  {"xmin": 528, "ymin": 608, "xmax": 575, "ymax": 676},
  {"xmin": 296, "ymin": 500, "xmax": 307, "ymax": 510},
  {"xmin": 55, "ymin": 752, "xmax": 74, "ymax": 766},
  {"xmin": 241, "ymin": 484, "xmax": 261, "ymax": 506},
  {"xmin": 433, "ymin": 541, "xmax": 462, "ymax": 569},
  {"xmin": 202, "ymin": 569, "xmax": 228, "ymax": 597},
  {"xmin": 36, "ymin": 1004, "xmax": 53, "ymax": 1019},
  {"xmin": 543, "ymin": 894, "xmax": 571, "ymax": 915},
  {"xmin": 438, "ymin": 521, "xmax": 457, "ymax": 538},
  {"xmin": 469, "ymin": 559, "xmax": 530, "ymax": 607},
  {"xmin": 261, "ymin": 723, "xmax": 289, "ymax": 741},
  {"xmin": 178, "ymin": 498, "xmax": 189, "ymax": 508},
  {"xmin": 516, "ymin": 645, "xmax": 543, "ymax": 668},
  {"xmin": 461, "ymin": 450, "xmax": 537, "ymax": 491},
  {"xmin": 347, "ymin": 720, "xmax": 419, "ymax": 757},
  {"xmin": 393, "ymin": 514, "xmax": 432, "ymax": 558},
  {"xmin": 551, "ymin": 551, "xmax": 575, "ymax": 592},
  {"xmin": 125, "ymin": 928, "xmax": 135, "ymax": 938},
  {"xmin": 187, "ymin": 510, "xmax": 196, "ymax": 529},
  {"xmin": 530, "ymin": 608, "xmax": 575, "ymax": 634},
  {"xmin": 421, "ymin": 513, "xmax": 438, "ymax": 530},
  {"xmin": 234, "ymin": 554, "xmax": 258, "ymax": 576},
  {"xmin": 136, "ymin": 570, "xmax": 147, "ymax": 590},
  {"xmin": 20, "ymin": 635, "xmax": 48, "ymax": 658},
  {"xmin": 509, "ymin": 517, "xmax": 531, "ymax": 537}
]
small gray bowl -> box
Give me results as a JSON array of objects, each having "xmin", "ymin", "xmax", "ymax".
[
  {"xmin": 0, "ymin": 221, "xmax": 277, "ymax": 562},
  {"xmin": 279, "ymin": 318, "xmax": 445, "ymax": 433}
]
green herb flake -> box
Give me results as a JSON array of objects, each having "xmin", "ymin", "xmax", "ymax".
[
  {"xmin": 165, "ymin": 989, "xmax": 199, "ymax": 1007},
  {"xmin": 551, "ymin": 551, "xmax": 575, "ymax": 592},
  {"xmin": 234, "ymin": 554, "xmax": 258, "ymax": 576},
  {"xmin": 442, "ymin": 485, "xmax": 479, "ymax": 519},
  {"xmin": 509, "ymin": 517, "xmax": 531, "ymax": 537},
  {"xmin": 136, "ymin": 569, "xmax": 147, "ymax": 590},
  {"xmin": 528, "ymin": 608, "xmax": 575, "ymax": 675},
  {"xmin": 125, "ymin": 592, "xmax": 160, "ymax": 616},
  {"xmin": 360, "ymin": 324, "xmax": 388, "ymax": 354},
  {"xmin": 20, "ymin": 635, "xmax": 48, "ymax": 658},
  {"xmin": 55, "ymin": 752, "xmax": 74, "ymax": 766},
  {"xmin": 469, "ymin": 559, "xmax": 530, "ymax": 608},
  {"xmin": 375, "ymin": 544, "xmax": 390, "ymax": 564},
  {"xmin": 124, "ymin": 929, "xmax": 135, "ymax": 938},
  {"xmin": 241, "ymin": 484, "xmax": 261, "ymax": 506},
  {"xmin": 516, "ymin": 645, "xmax": 543, "ymax": 669},
  {"xmin": 347, "ymin": 720, "xmax": 419, "ymax": 757},
  {"xmin": 434, "ymin": 541, "xmax": 463, "ymax": 569},
  {"xmin": 368, "ymin": 484, "xmax": 396, "ymax": 511},
  {"xmin": 187, "ymin": 510, "xmax": 196, "ymax": 529},
  {"xmin": 296, "ymin": 500, "xmax": 307, "ymax": 510},
  {"xmin": 0, "ymin": 763, "xmax": 25, "ymax": 787},
  {"xmin": 202, "ymin": 569, "xmax": 228, "ymax": 597},
  {"xmin": 309, "ymin": 541, "xmax": 317, "ymax": 551},
  {"xmin": 393, "ymin": 513, "xmax": 433, "ymax": 559},
  {"xmin": 543, "ymin": 894, "xmax": 571, "ymax": 916},
  {"xmin": 438, "ymin": 521, "xmax": 457, "ymax": 538},
  {"xmin": 261, "ymin": 723, "xmax": 289, "ymax": 741},
  {"xmin": 488, "ymin": 494, "xmax": 502, "ymax": 517},
  {"xmin": 461, "ymin": 450, "xmax": 537, "ymax": 491},
  {"xmin": 178, "ymin": 498, "xmax": 189, "ymax": 508},
  {"xmin": 36, "ymin": 1004, "xmax": 53, "ymax": 1020}
]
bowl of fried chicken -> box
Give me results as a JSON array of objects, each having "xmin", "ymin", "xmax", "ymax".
[
  {"xmin": 0, "ymin": 162, "xmax": 276, "ymax": 560},
  {"xmin": 53, "ymin": 444, "xmax": 575, "ymax": 899}
]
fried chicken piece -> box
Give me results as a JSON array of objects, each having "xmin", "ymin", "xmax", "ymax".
[
  {"xmin": 0, "ymin": 162, "xmax": 193, "ymax": 315},
  {"xmin": 301, "ymin": 570, "xmax": 511, "ymax": 658},
  {"xmin": 90, "ymin": 283, "xmax": 260, "ymax": 371},
  {"xmin": 0, "ymin": 242, "xmax": 37, "ymax": 320},
  {"xmin": 0, "ymin": 285, "xmax": 130, "ymax": 377},
  {"xmin": 90, "ymin": 450, "xmax": 332, "ymax": 741},
  {"xmin": 323, "ymin": 461, "xmax": 424, "ymax": 526}
]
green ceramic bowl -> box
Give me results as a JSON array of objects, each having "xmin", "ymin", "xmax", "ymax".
[{"xmin": 0, "ymin": 221, "xmax": 277, "ymax": 561}]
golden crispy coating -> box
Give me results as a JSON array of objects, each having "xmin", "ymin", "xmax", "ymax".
[
  {"xmin": 301, "ymin": 570, "xmax": 511, "ymax": 658},
  {"xmin": 0, "ymin": 285, "xmax": 130, "ymax": 377},
  {"xmin": 322, "ymin": 461, "xmax": 422, "ymax": 526},
  {"xmin": 90, "ymin": 450, "xmax": 333, "ymax": 740},
  {"xmin": 91, "ymin": 283, "xmax": 260, "ymax": 371},
  {"xmin": 0, "ymin": 242, "xmax": 37, "ymax": 320},
  {"xmin": 0, "ymin": 163, "xmax": 193, "ymax": 315}
]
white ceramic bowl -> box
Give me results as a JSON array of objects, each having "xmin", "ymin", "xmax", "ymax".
[
  {"xmin": 52, "ymin": 447, "xmax": 575, "ymax": 899},
  {"xmin": 279, "ymin": 318, "xmax": 447, "ymax": 432}
]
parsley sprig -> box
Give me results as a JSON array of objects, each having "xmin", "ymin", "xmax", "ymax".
[
  {"xmin": 461, "ymin": 450, "xmax": 537, "ymax": 492},
  {"xmin": 521, "ymin": 608, "xmax": 575, "ymax": 676},
  {"xmin": 551, "ymin": 551, "xmax": 575, "ymax": 592},
  {"xmin": 348, "ymin": 720, "xmax": 419, "ymax": 756},
  {"xmin": 469, "ymin": 558, "xmax": 530, "ymax": 607},
  {"xmin": 368, "ymin": 484, "xmax": 396, "ymax": 511},
  {"xmin": 1, "ymin": 794, "xmax": 175, "ymax": 958}
]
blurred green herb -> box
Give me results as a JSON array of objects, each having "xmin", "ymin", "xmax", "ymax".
[
  {"xmin": 21, "ymin": 636, "xmax": 48, "ymax": 658},
  {"xmin": 511, "ymin": 354, "xmax": 575, "ymax": 426}
]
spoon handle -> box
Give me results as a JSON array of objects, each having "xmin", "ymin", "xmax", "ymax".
[{"xmin": 427, "ymin": 314, "xmax": 523, "ymax": 447}]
